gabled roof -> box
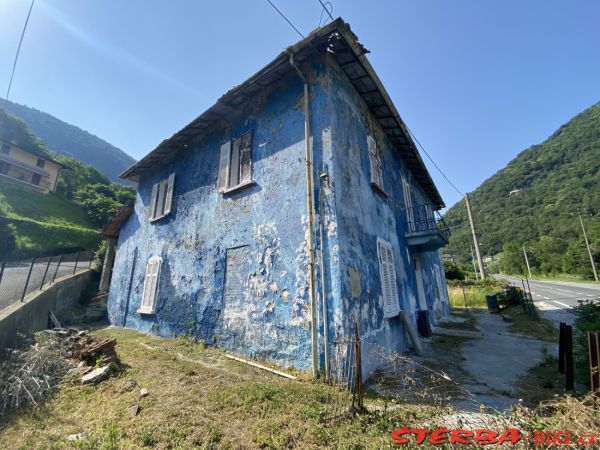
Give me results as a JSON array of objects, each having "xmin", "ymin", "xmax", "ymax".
[{"xmin": 121, "ymin": 18, "xmax": 445, "ymax": 209}]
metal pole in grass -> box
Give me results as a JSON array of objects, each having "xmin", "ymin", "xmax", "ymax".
[
  {"xmin": 51, "ymin": 254, "xmax": 62, "ymax": 283},
  {"xmin": 21, "ymin": 258, "xmax": 35, "ymax": 301},
  {"xmin": 73, "ymin": 251, "xmax": 80, "ymax": 275},
  {"xmin": 40, "ymin": 256, "xmax": 52, "ymax": 290},
  {"xmin": 558, "ymin": 322, "xmax": 566, "ymax": 374},
  {"xmin": 0, "ymin": 260, "xmax": 5, "ymax": 289},
  {"xmin": 461, "ymin": 284, "xmax": 469, "ymax": 311},
  {"xmin": 588, "ymin": 331, "xmax": 600, "ymax": 407},
  {"xmin": 565, "ymin": 325, "xmax": 574, "ymax": 390}
]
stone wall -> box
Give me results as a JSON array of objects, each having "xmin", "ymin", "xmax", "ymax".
[{"xmin": 0, "ymin": 270, "xmax": 93, "ymax": 351}]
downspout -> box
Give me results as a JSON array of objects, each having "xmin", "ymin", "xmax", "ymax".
[{"xmin": 289, "ymin": 49, "xmax": 319, "ymax": 379}]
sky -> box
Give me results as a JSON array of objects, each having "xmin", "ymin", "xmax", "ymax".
[{"xmin": 0, "ymin": 0, "xmax": 599, "ymax": 209}]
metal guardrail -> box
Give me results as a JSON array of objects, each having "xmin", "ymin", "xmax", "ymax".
[
  {"xmin": 0, "ymin": 251, "xmax": 94, "ymax": 313},
  {"xmin": 406, "ymin": 204, "xmax": 451, "ymax": 242}
]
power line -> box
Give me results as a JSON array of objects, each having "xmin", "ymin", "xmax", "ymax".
[
  {"xmin": 6, "ymin": 0, "xmax": 35, "ymax": 100},
  {"xmin": 265, "ymin": 0, "xmax": 305, "ymax": 39},
  {"xmin": 318, "ymin": 0, "xmax": 334, "ymax": 26},
  {"xmin": 404, "ymin": 124, "xmax": 464, "ymax": 197}
]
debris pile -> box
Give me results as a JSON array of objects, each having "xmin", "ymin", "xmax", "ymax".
[{"xmin": 0, "ymin": 328, "xmax": 120, "ymax": 416}]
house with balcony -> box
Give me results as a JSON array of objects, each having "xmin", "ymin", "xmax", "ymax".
[
  {"xmin": 0, "ymin": 139, "xmax": 63, "ymax": 194},
  {"xmin": 107, "ymin": 18, "xmax": 450, "ymax": 378}
]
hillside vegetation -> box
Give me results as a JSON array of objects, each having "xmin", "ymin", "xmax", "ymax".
[
  {"xmin": 0, "ymin": 108, "xmax": 135, "ymax": 259},
  {"xmin": 444, "ymin": 101, "xmax": 600, "ymax": 279},
  {"xmin": 0, "ymin": 98, "xmax": 136, "ymax": 184}
]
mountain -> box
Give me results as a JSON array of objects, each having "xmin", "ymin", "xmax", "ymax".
[
  {"xmin": 444, "ymin": 100, "xmax": 600, "ymax": 278},
  {"xmin": 0, "ymin": 98, "xmax": 135, "ymax": 184}
]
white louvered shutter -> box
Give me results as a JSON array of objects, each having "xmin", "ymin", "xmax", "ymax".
[
  {"xmin": 217, "ymin": 141, "xmax": 231, "ymax": 192},
  {"xmin": 378, "ymin": 239, "xmax": 401, "ymax": 318},
  {"xmin": 368, "ymin": 135, "xmax": 383, "ymax": 191},
  {"xmin": 139, "ymin": 256, "xmax": 162, "ymax": 314},
  {"xmin": 149, "ymin": 183, "xmax": 158, "ymax": 220},
  {"xmin": 164, "ymin": 173, "xmax": 175, "ymax": 215},
  {"xmin": 239, "ymin": 131, "xmax": 253, "ymax": 184}
]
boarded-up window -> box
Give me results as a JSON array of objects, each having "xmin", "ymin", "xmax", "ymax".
[
  {"xmin": 223, "ymin": 246, "xmax": 251, "ymax": 306},
  {"xmin": 149, "ymin": 173, "xmax": 175, "ymax": 221},
  {"xmin": 138, "ymin": 255, "xmax": 162, "ymax": 314},
  {"xmin": 368, "ymin": 135, "xmax": 384, "ymax": 194},
  {"xmin": 217, "ymin": 131, "xmax": 253, "ymax": 193},
  {"xmin": 377, "ymin": 238, "xmax": 401, "ymax": 318}
]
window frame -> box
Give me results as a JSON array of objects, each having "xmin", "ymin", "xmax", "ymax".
[
  {"xmin": 36, "ymin": 158, "xmax": 45, "ymax": 168},
  {"xmin": 137, "ymin": 255, "xmax": 162, "ymax": 315},
  {"xmin": 368, "ymin": 135, "xmax": 387, "ymax": 197},
  {"xmin": 218, "ymin": 131, "xmax": 254, "ymax": 195},
  {"xmin": 148, "ymin": 173, "xmax": 175, "ymax": 222}
]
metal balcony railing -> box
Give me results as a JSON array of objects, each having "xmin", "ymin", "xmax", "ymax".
[{"xmin": 405, "ymin": 204, "xmax": 450, "ymax": 244}]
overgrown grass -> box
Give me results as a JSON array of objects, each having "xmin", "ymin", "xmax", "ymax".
[
  {"xmin": 0, "ymin": 327, "xmax": 447, "ymax": 449},
  {"xmin": 0, "ymin": 178, "xmax": 100, "ymax": 258},
  {"xmin": 447, "ymin": 279, "xmax": 508, "ymax": 309},
  {"xmin": 504, "ymin": 305, "xmax": 557, "ymax": 342}
]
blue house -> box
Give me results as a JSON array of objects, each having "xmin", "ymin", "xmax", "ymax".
[{"xmin": 108, "ymin": 19, "xmax": 450, "ymax": 378}]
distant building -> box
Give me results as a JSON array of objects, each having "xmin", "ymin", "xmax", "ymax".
[
  {"xmin": 0, "ymin": 139, "xmax": 63, "ymax": 193},
  {"xmin": 108, "ymin": 19, "xmax": 451, "ymax": 378}
]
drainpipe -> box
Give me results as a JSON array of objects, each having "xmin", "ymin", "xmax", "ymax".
[{"xmin": 289, "ymin": 49, "xmax": 319, "ymax": 379}]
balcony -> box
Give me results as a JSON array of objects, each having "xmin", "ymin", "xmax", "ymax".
[{"xmin": 405, "ymin": 204, "xmax": 450, "ymax": 251}]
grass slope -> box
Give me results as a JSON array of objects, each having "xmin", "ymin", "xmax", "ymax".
[
  {"xmin": 0, "ymin": 178, "xmax": 100, "ymax": 257},
  {"xmin": 0, "ymin": 328, "xmax": 445, "ymax": 449}
]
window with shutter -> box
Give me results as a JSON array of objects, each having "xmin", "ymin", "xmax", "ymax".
[
  {"xmin": 138, "ymin": 256, "xmax": 162, "ymax": 314},
  {"xmin": 403, "ymin": 178, "xmax": 415, "ymax": 233},
  {"xmin": 218, "ymin": 131, "xmax": 254, "ymax": 194},
  {"xmin": 377, "ymin": 238, "xmax": 401, "ymax": 318},
  {"xmin": 149, "ymin": 173, "xmax": 176, "ymax": 222},
  {"xmin": 368, "ymin": 135, "xmax": 385, "ymax": 196}
]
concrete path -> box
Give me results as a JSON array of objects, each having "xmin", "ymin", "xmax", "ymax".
[{"xmin": 460, "ymin": 311, "xmax": 555, "ymax": 407}]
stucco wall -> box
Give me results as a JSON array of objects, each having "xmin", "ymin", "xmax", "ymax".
[
  {"xmin": 323, "ymin": 59, "xmax": 450, "ymax": 375},
  {"xmin": 108, "ymin": 58, "xmax": 341, "ymax": 371},
  {"xmin": 0, "ymin": 270, "xmax": 93, "ymax": 351}
]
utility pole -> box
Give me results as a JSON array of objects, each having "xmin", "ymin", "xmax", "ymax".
[
  {"xmin": 465, "ymin": 193, "xmax": 486, "ymax": 279},
  {"xmin": 579, "ymin": 212, "xmax": 598, "ymax": 282},
  {"xmin": 522, "ymin": 245, "xmax": 532, "ymax": 279},
  {"xmin": 470, "ymin": 246, "xmax": 479, "ymax": 281}
]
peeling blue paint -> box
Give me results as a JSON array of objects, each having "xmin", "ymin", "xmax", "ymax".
[{"xmin": 108, "ymin": 55, "xmax": 449, "ymax": 376}]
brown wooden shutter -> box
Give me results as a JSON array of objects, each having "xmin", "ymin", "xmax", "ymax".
[
  {"xmin": 368, "ymin": 135, "xmax": 383, "ymax": 191},
  {"xmin": 217, "ymin": 141, "xmax": 231, "ymax": 192},
  {"xmin": 164, "ymin": 173, "xmax": 175, "ymax": 215},
  {"xmin": 149, "ymin": 183, "xmax": 158, "ymax": 220},
  {"xmin": 239, "ymin": 131, "xmax": 253, "ymax": 184}
]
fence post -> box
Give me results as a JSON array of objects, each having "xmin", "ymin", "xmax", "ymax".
[
  {"xmin": 558, "ymin": 322, "xmax": 566, "ymax": 374},
  {"xmin": 565, "ymin": 324, "xmax": 574, "ymax": 390},
  {"xmin": 51, "ymin": 254, "xmax": 62, "ymax": 283},
  {"xmin": 89, "ymin": 251, "xmax": 94, "ymax": 269},
  {"xmin": 0, "ymin": 260, "xmax": 5, "ymax": 289},
  {"xmin": 40, "ymin": 257, "xmax": 52, "ymax": 290},
  {"xmin": 353, "ymin": 324, "xmax": 363, "ymax": 411},
  {"xmin": 73, "ymin": 251, "xmax": 80, "ymax": 275},
  {"xmin": 21, "ymin": 258, "xmax": 35, "ymax": 301},
  {"xmin": 588, "ymin": 331, "xmax": 600, "ymax": 407}
]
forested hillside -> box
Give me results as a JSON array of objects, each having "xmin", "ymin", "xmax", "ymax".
[
  {"xmin": 444, "ymin": 101, "xmax": 600, "ymax": 279},
  {"xmin": 0, "ymin": 98, "xmax": 135, "ymax": 184},
  {"xmin": 0, "ymin": 108, "xmax": 135, "ymax": 259}
]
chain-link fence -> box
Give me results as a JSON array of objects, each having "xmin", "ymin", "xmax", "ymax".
[{"xmin": 0, "ymin": 251, "xmax": 94, "ymax": 313}]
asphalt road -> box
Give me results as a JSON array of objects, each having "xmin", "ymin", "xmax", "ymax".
[{"xmin": 503, "ymin": 276, "xmax": 600, "ymax": 324}]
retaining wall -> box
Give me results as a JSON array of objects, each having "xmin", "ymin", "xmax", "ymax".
[{"xmin": 0, "ymin": 270, "xmax": 93, "ymax": 351}]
